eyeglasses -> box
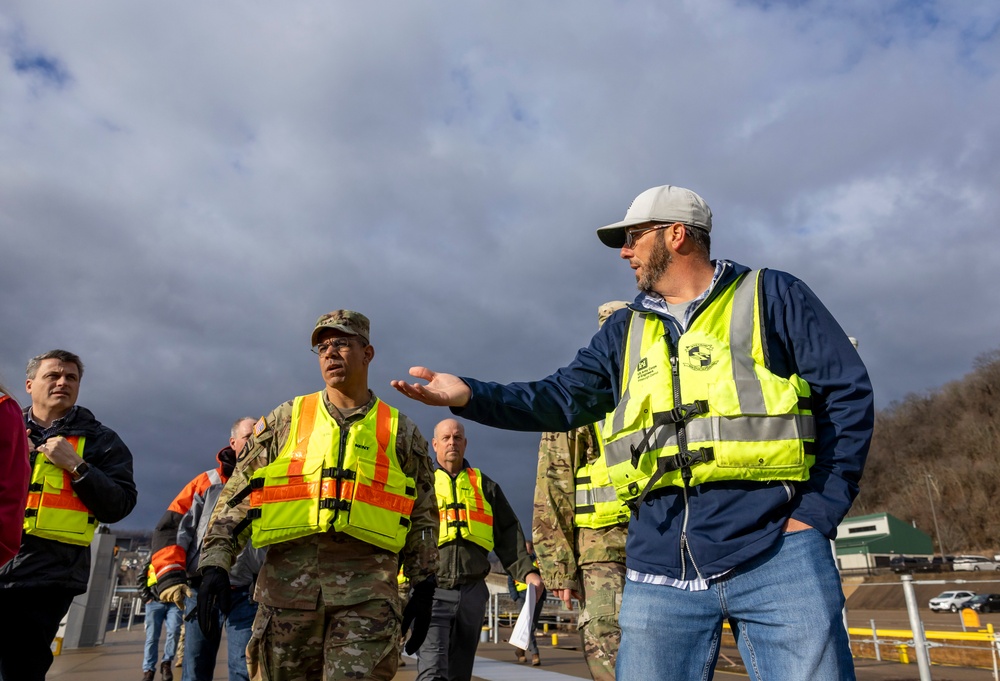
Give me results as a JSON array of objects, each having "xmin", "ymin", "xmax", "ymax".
[
  {"xmin": 311, "ymin": 338, "xmax": 360, "ymax": 356},
  {"xmin": 624, "ymin": 223, "xmax": 669, "ymax": 249}
]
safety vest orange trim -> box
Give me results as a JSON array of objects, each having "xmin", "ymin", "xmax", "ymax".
[
  {"xmin": 24, "ymin": 435, "xmax": 96, "ymax": 546},
  {"xmin": 247, "ymin": 394, "xmax": 416, "ymax": 551},
  {"xmin": 435, "ymin": 467, "xmax": 495, "ymax": 550}
]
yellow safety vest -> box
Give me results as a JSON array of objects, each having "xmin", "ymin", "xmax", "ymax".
[
  {"xmin": 246, "ymin": 393, "xmax": 416, "ymax": 552},
  {"xmin": 603, "ymin": 270, "xmax": 815, "ymax": 505},
  {"xmin": 435, "ymin": 468, "xmax": 494, "ymax": 551},
  {"xmin": 24, "ymin": 436, "xmax": 97, "ymax": 546},
  {"xmin": 573, "ymin": 424, "xmax": 630, "ymax": 529}
]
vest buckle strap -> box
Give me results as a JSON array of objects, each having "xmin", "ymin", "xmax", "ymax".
[
  {"xmin": 227, "ymin": 477, "xmax": 264, "ymax": 508},
  {"xmin": 664, "ymin": 447, "xmax": 715, "ymax": 473},
  {"xmin": 24, "ymin": 509, "xmax": 38, "ymax": 518},
  {"xmin": 628, "ymin": 402, "xmax": 709, "ymax": 467},
  {"xmin": 28, "ymin": 483, "xmax": 43, "ymax": 492},
  {"xmin": 232, "ymin": 512, "xmax": 258, "ymax": 543},
  {"xmin": 319, "ymin": 498, "xmax": 351, "ymax": 511},
  {"xmin": 321, "ymin": 467, "xmax": 356, "ymax": 481},
  {"xmin": 627, "ymin": 447, "xmax": 716, "ymax": 517}
]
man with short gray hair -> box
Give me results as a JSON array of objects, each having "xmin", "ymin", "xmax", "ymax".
[{"xmin": 0, "ymin": 349, "xmax": 136, "ymax": 681}]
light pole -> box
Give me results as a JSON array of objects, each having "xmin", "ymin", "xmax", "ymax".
[{"xmin": 925, "ymin": 473, "xmax": 946, "ymax": 557}]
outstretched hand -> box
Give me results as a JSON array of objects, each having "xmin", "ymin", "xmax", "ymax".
[{"xmin": 390, "ymin": 367, "xmax": 471, "ymax": 407}]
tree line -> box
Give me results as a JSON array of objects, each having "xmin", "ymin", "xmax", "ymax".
[{"xmin": 849, "ymin": 349, "xmax": 1000, "ymax": 554}]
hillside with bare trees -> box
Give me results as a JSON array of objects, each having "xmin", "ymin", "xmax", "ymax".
[{"xmin": 849, "ymin": 349, "xmax": 1000, "ymax": 554}]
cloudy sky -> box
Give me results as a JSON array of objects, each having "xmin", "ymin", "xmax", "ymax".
[{"xmin": 2, "ymin": 1, "xmax": 998, "ymax": 533}]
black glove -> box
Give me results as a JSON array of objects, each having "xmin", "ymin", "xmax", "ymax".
[
  {"xmin": 401, "ymin": 575, "xmax": 436, "ymax": 655},
  {"xmin": 197, "ymin": 567, "xmax": 232, "ymax": 643}
]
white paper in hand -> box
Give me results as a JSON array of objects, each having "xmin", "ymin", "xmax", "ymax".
[{"xmin": 508, "ymin": 583, "xmax": 536, "ymax": 650}]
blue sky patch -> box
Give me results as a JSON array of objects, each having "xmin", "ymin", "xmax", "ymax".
[{"xmin": 13, "ymin": 51, "xmax": 71, "ymax": 88}]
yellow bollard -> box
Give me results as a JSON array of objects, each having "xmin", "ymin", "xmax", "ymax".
[
  {"xmin": 897, "ymin": 643, "xmax": 909, "ymax": 665},
  {"xmin": 543, "ymin": 622, "xmax": 549, "ymax": 634},
  {"xmin": 551, "ymin": 633, "xmax": 559, "ymax": 646}
]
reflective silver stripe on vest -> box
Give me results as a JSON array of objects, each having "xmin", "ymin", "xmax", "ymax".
[
  {"xmin": 605, "ymin": 424, "xmax": 679, "ymax": 467},
  {"xmin": 575, "ymin": 486, "xmax": 619, "ymax": 507},
  {"xmin": 207, "ymin": 469, "xmax": 223, "ymax": 485},
  {"xmin": 729, "ymin": 271, "xmax": 767, "ymax": 414},
  {"xmin": 605, "ymin": 413, "xmax": 814, "ymax": 465},
  {"xmin": 609, "ymin": 316, "xmax": 648, "ymax": 436}
]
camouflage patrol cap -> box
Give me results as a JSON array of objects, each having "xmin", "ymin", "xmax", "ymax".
[
  {"xmin": 598, "ymin": 301, "xmax": 629, "ymax": 328},
  {"xmin": 310, "ymin": 310, "xmax": 370, "ymax": 346}
]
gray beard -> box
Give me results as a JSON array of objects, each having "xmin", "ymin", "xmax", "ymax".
[{"xmin": 637, "ymin": 233, "xmax": 672, "ymax": 292}]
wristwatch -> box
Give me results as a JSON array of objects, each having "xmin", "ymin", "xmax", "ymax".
[{"xmin": 71, "ymin": 460, "xmax": 90, "ymax": 480}]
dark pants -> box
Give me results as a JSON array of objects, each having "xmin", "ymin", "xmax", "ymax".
[
  {"xmin": 416, "ymin": 581, "xmax": 489, "ymax": 681},
  {"xmin": 0, "ymin": 587, "xmax": 76, "ymax": 681},
  {"xmin": 182, "ymin": 588, "xmax": 221, "ymax": 681}
]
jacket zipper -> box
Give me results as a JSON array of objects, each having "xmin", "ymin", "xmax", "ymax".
[
  {"xmin": 665, "ymin": 332, "xmax": 703, "ymax": 582},
  {"xmin": 334, "ymin": 425, "xmax": 350, "ymax": 522}
]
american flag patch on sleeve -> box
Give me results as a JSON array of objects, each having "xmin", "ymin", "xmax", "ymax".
[{"xmin": 253, "ymin": 417, "xmax": 267, "ymax": 436}]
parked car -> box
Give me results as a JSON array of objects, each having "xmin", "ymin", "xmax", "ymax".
[
  {"xmin": 929, "ymin": 590, "xmax": 977, "ymax": 612},
  {"xmin": 953, "ymin": 555, "xmax": 1000, "ymax": 571},
  {"xmin": 890, "ymin": 556, "xmax": 932, "ymax": 573},
  {"xmin": 966, "ymin": 594, "xmax": 1000, "ymax": 613},
  {"xmin": 930, "ymin": 555, "xmax": 955, "ymax": 572}
]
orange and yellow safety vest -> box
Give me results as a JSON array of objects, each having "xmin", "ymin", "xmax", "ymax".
[
  {"xmin": 246, "ymin": 393, "xmax": 416, "ymax": 552},
  {"xmin": 435, "ymin": 467, "xmax": 494, "ymax": 551},
  {"xmin": 24, "ymin": 436, "xmax": 97, "ymax": 546}
]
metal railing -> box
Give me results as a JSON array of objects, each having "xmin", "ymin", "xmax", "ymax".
[{"xmin": 846, "ymin": 574, "xmax": 1000, "ymax": 681}]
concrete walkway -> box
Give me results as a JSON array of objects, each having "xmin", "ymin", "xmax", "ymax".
[
  {"xmin": 48, "ymin": 626, "xmax": 998, "ymax": 680},
  {"xmin": 48, "ymin": 628, "xmax": 594, "ymax": 681}
]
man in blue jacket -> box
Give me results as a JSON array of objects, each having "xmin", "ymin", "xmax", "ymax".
[{"xmin": 392, "ymin": 185, "xmax": 874, "ymax": 681}]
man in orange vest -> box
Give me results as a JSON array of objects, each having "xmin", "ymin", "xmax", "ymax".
[
  {"xmin": 199, "ymin": 311, "xmax": 439, "ymax": 681},
  {"xmin": 150, "ymin": 417, "xmax": 265, "ymax": 681},
  {"xmin": 0, "ymin": 349, "xmax": 137, "ymax": 681}
]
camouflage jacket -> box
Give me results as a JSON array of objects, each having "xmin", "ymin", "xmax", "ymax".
[
  {"xmin": 532, "ymin": 426, "xmax": 627, "ymax": 592},
  {"xmin": 200, "ymin": 391, "xmax": 439, "ymax": 609}
]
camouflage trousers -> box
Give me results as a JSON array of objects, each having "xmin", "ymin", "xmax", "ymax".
[
  {"xmin": 247, "ymin": 599, "xmax": 400, "ymax": 681},
  {"xmin": 578, "ymin": 561, "xmax": 625, "ymax": 681}
]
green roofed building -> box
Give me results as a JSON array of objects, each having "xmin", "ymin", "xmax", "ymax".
[{"xmin": 836, "ymin": 512, "xmax": 934, "ymax": 571}]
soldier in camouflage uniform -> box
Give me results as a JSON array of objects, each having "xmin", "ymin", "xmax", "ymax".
[
  {"xmin": 199, "ymin": 311, "xmax": 439, "ymax": 681},
  {"xmin": 532, "ymin": 301, "xmax": 630, "ymax": 681}
]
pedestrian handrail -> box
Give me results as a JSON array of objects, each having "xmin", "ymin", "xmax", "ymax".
[{"xmin": 848, "ymin": 625, "xmax": 998, "ymax": 642}]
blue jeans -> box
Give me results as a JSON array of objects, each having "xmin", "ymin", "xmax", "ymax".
[
  {"xmin": 617, "ymin": 529, "xmax": 854, "ymax": 681},
  {"xmin": 182, "ymin": 587, "xmax": 258, "ymax": 681},
  {"xmin": 225, "ymin": 587, "xmax": 258, "ymax": 681},
  {"xmin": 143, "ymin": 600, "xmax": 182, "ymax": 671}
]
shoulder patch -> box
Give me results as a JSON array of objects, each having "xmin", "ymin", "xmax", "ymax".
[{"xmin": 253, "ymin": 417, "xmax": 267, "ymax": 436}]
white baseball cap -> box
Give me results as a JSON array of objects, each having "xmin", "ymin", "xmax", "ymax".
[{"xmin": 597, "ymin": 185, "xmax": 713, "ymax": 248}]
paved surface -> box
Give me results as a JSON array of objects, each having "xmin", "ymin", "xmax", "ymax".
[{"xmin": 49, "ymin": 624, "xmax": 1000, "ymax": 681}]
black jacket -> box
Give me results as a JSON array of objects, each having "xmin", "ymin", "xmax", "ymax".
[{"xmin": 0, "ymin": 406, "xmax": 137, "ymax": 594}]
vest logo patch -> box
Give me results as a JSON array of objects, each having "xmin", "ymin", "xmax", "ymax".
[
  {"xmin": 685, "ymin": 344, "xmax": 717, "ymax": 371},
  {"xmin": 635, "ymin": 357, "xmax": 659, "ymax": 382}
]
